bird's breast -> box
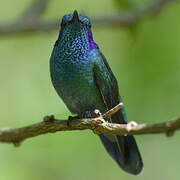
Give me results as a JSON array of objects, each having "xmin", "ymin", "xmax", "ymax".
[
  {"xmin": 50, "ymin": 48, "xmax": 105, "ymax": 114},
  {"xmin": 51, "ymin": 56, "xmax": 94, "ymax": 96}
]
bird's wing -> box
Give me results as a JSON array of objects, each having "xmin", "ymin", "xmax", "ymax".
[
  {"xmin": 92, "ymin": 50, "xmax": 143, "ymax": 174},
  {"xmin": 93, "ymin": 50, "xmax": 127, "ymax": 156},
  {"xmin": 92, "ymin": 50, "xmax": 126, "ymax": 124}
]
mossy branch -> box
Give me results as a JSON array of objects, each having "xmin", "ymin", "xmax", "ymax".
[{"xmin": 0, "ymin": 102, "xmax": 180, "ymax": 147}]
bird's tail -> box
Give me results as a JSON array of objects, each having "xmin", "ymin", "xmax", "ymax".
[{"xmin": 99, "ymin": 133, "xmax": 143, "ymax": 175}]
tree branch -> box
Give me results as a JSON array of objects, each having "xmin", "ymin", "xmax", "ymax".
[
  {"xmin": 0, "ymin": 102, "xmax": 180, "ymax": 147},
  {"xmin": 92, "ymin": 0, "xmax": 178, "ymax": 26},
  {"xmin": 21, "ymin": 0, "xmax": 50, "ymax": 22},
  {"xmin": 0, "ymin": 0, "xmax": 177, "ymax": 37}
]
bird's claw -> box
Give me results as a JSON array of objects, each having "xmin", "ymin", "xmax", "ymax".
[
  {"xmin": 67, "ymin": 109, "xmax": 102, "ymax": 126},
  {"xmin": 92, "ymin": 109, "xmax": 102, "ymax": 118},
  {"xmin": 67, "ymin": 116, "xmax": 78, "ymax": 127},
  {"xmin": 81, "ymin": 109, "xmax": 102, "ymax": 118},
  {"xmin": 67, "ymin": 116, "xmax": 73, "ymax": 127}
]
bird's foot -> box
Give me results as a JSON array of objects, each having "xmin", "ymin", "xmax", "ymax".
[
  {"xmin": 67, "ymin": 115, "xmax": 78, "ymax": 127},
  {"xmin": 67, "ymin": 110, "xmax": 102, "ymax": 126},
  {"xmin": 81, "ymin": 109, "xmax": 102, "ymax": 118}
]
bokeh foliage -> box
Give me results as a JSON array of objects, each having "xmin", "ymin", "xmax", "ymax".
[{"xmin": 0, "ymin": 0, "xmax": 180, "ymax": 179}]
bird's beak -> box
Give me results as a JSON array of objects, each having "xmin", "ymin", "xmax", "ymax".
[{"xmin": 71, "ymin": 10, "xmax": 80, "ymax": 23}]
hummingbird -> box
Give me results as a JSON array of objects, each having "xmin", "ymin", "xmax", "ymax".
[{"xmin": 50, "ymin": 10, "xmax": 143, "ymax": 175}]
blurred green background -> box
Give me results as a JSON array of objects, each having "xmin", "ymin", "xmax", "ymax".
[{"xmin": 0, "ymin": 0, "xmax": 180, "ymax": 179}]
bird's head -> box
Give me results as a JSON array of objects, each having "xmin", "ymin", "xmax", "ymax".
[
  {"xmin": 61, "ymin": 10, "xmax": 91, "ymax": 30},
  {"xmin": 55, "ymin": 10, "xmax": 98, "ymax": 50}
]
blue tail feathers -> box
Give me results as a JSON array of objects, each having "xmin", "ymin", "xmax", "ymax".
[{"xmin": 99, "ymin": 134, "xmax": 143, "ymax": 175}]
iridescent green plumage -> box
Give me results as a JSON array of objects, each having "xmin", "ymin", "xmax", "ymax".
[{"xmin": 50, "ymin": 10, "xmax": 143, "ymax": 174}]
